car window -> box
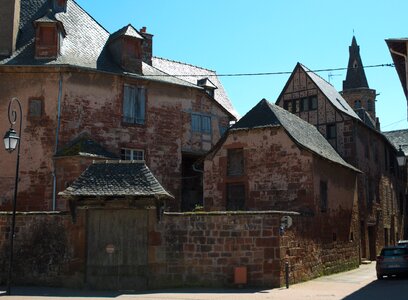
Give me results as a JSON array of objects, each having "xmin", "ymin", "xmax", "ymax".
[{"xmin": 381, "ymin": 248, "xmax": 408, "ymax": 256}]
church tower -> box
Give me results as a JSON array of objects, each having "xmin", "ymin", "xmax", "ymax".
[{"xmin": 341, "ymin": 36, "xmax": 378, "ymax": 128}]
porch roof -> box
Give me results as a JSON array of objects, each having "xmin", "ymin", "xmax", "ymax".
[{"xmin": 59, "ymin": 160, "xmax": 173, "ymax": 199}]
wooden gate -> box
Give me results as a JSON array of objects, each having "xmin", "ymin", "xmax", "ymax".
[{"xmin": 86, "ymin": 209, "xmax": 148, "ymax": 290}]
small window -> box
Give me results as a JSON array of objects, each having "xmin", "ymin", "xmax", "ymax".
[
  {"xmin": 29, "ymin": 99, "xmax": 42, "ymax": 118},
  {"xmin": 226, "ymin": 183, "xmax": 245, "ymax": 211},
  {"xmin": 367, "ymin": 100, "xmax": 372, "ymax": 111},
  {"xmin": 327, "ymin": 124, "xmax": 336, "ymax": 139},
  {"xmin": 284, "ymin": 101, "xmax": 292, "ymax": 112},
  {"xmin": 219, "ymin": 124, "xmax": 228, "ymax": 136},
  {"xmin": 123, "ymin": 85, "xmax": 146, "ymax": 124},
  {"xmin": 227, "ymin": 148, "xmax": 244, "ymax": 176},
  {"xmin": 354, "ymin": 100, "xmax": 362, "ymax": 109},
  {"xmin": 191, "ymin": 114, "xmax": 211, "ymax": 133},
  {"xmin": 300, "ymin": 97, "xmax": 309, "ymax": 112},
  {"xmin": 121, "ymin": 148, "xmax": 144, "ymax": 161},
  {"xmin": 320, "ymin": 180, "xmax": 328, "ymax": 212},
  {"xmin": 39, "ymin": 26, "xmax": 57, "ymax": 46},
  {"xmin": 309, "ymin": 96, "xmax": 318, "ymax": 110}
]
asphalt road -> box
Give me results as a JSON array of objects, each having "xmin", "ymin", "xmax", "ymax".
[{"xmin": 1, "ymin": 263, "xmax": 407, "ymax": 299}]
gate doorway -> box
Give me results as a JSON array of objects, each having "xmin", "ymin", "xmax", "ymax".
[
  {"xmin": 86, "ymin": 209, "xmax": 148, "ymax": 290},
  {"xmin": 368, "ymin": 226, "xmax": 376, "ymax": 261}
]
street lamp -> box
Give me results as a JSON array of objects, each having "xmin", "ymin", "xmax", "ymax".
[
  {"xmin": 3, "ymin": 98, "xmax": 22, "ymax": 295},
  {"xmin": 397, "ymin": 145, "xmax": 407, "ymax": 168}
]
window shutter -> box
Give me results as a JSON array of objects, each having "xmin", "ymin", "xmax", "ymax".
[{"xmin": 137, "ymin": 88, "xmax": 146, "ymax": 124}]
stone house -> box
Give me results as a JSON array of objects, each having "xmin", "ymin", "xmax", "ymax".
[
  {"xmin": 202, "ymin": 99, "xmax": 361, "ymax": 285},
  {"xmin": 275, "ymin": 37, "xmax": 406, "ymax": 260},
  {"xmin": 0, "ymin": 0, "xmax": 238, "ymax": 212},
  {"xmin": 204, "ymin": 98, "xmax": 360, "ymax": 239}
]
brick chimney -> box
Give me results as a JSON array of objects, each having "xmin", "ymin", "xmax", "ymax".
[
  {"xmin": 0, "ymin": 0, "xmax": 21, "ymax": 57},
  {"xmin": 140, "ymin": 27, "xmax": 153, "ymax": 65}
]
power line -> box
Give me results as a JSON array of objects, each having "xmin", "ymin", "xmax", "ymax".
[
  {"xmin": 382, "ymin": 118, "xmax": 407, "ymax": 129},
  {"xmin": 146, "ymin": 63, "xmax": 395, "ymax": 78}
]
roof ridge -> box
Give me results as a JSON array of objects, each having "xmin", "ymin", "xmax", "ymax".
[
  {"xmin": 143, "ymin": 62, "xmax": 201, "ymax": 88},
  {"xmin": 153, "ymin": 56, "xmax": 216, "ymax": 73},
  {"xmin": 299, "ymin": 63, "xmax": 335, "ymax": 88}
]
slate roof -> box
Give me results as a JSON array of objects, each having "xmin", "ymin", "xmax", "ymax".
[
  {"xmin": 355, "ymin": 109, "xmax": 377, "ymax": 129},
  {"xmin": 0, "ymin": 0, "xmax": 237, "ymax": 118},
  {"xmin": 383, "ymin": 129, "xmax": 408, "ymax": 155},
  {"xmin": 386, "ymin": 38, "xmax": 408, "ymax": 100},
  {"xmin": 231, "ymin": 99, "xmax": 360, "ymax": 173},
  {"xmin": 55, "ymin": 135, "xmax": 118, "ymax": 159},
  {"xmin": 299, "ymin": 64, "xmax": 361, "ymax": 120},
  {"xmin": 108, "ymin": 24, "xmax": 144, "ymax": 41},
  {"xmin": 343, "ymin": 36, "xmax": 369, "ymax": 90},
  {"xmin": 59, "ymin": 160, "xmax": 174, "ymax": 198},
  {"xmin": 152, "ymin": 57, "xmax": 239, "ymax": 119}
]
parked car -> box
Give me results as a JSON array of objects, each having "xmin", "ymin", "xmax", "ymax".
[
  {"xmin": 376, "ymin": 246, "xmax": 408, "ymax": 279},
  {"xmin": 397, "ymin": 240, "xmax": 408, "ymax": 247}
]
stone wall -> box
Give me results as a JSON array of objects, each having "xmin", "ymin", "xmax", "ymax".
[
  {"xmin": 0, "ymin": 209, "xmax": 360, "ymax": 289},
  {"xmin": 0, "ymin": 211, "xmax": 85, "ymax": 287}
]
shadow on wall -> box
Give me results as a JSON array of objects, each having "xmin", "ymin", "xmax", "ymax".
[{"xmin": 0, "ymin": 219, "xmax": 68, "ymax": 286}]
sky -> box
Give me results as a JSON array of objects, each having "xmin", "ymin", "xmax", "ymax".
[{"xmin": 76, "ymin": 0, "xmax": 408, "ymax": 131}]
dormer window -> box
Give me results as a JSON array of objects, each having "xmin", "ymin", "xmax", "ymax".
[
  {"xmin": 107, "ymin": 24, "xmax": 144, "ymax": 74},
  {"xmin": 34, "ymin": 11, "xmax": 66, "ymax": 59},
  {"xmin": 197, "ymin": 78, "xmax": 217, "ymax": 98},
  {"xmin": 36, "ymin": 24, "xmax": 58, "ymax": 58}
]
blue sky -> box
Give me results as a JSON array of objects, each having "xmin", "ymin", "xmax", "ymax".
[{"xmin": 76, "ymin": 0, "xmax": 408, "ymax": 131}]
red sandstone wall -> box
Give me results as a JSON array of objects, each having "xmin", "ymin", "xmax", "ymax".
[
  {"xmin": 203, "ymin": 127, "xmax": 315, "ymax": 211},
  {"xmin": 0, "ymin": 67, "xmax": 231, "ymax": 211},
  {"xmin": 0, "ymin": 210, "xmax": 360, "ymax": 289},
  {"xmin": 0, "ymin": 211, "xmax": 86, "ymax": 287}
]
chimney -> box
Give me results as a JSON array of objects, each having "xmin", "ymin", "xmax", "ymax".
[
  {"xmin": 140, "ymin": 27, "xmax": 153, "ymax": 65},
  {"xmin": 0, "ymin": 0, "xmax": 21, "ymax": 57}
]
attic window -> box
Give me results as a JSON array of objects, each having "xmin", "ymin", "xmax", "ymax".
[
  {"xmin": 35, "ymin": 24, "xmax": 59, "ymax": 58},
  {"xmin": 197, "ymin": 78, "xmax": 217, "ymax": 98}
]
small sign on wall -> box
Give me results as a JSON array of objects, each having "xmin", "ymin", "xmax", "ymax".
[{"xmin": 106, "ymin": 244, "xmax": 115, "ymax": 254}]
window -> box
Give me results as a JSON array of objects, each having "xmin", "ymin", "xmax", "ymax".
[
  {"xmin": 354, "ymin": 100, "xmax": 361, "ymax": 109},
  {"xmin": 219, "ymin": 124, "xmax": 228, "ymax": 136},
  {"xmin": 327, "ymin": 124, "xmax": 336, "ymax": 139},
  {"xmin": 121, "ymin": 148, "xmax": 144, "ymax": 161},
  {"xmin": 226, "ymin": 183, "xmax": 245, "ymax": 211},
  {"xmin": 289, "ymin": 96, "xmax": 318, "ymax": 112},
  {"xmin": 367, "ymin": 100, "xmax": 372, "ymax": 111},
  {"xmin": 320, "ymin": 181, "xmax": 328, "ymax": 212},
  {"xmin": 227, "ymin": 148, "xmax": 244, "ymax": 176},
  {"xmin": 284, "ymin": 100, "xmax": 292, "ymax": 112},
  {"xmin": 29, "ymin": 99, "xmax": 42, "ymax": 117},
  {"xmin": 309, "ymin": 96, "xmax": 318, "ymax": 110},
  {"xmin": 191, "ymin": 114, "xmax": 211, "ymax": 133},
  {"xmin": 123, "ymin": 85, "xmax": 146, "ymax": 124},
  {"xmin": 300, "ymin": 97, "xmax": 309, "ymax": 112}
]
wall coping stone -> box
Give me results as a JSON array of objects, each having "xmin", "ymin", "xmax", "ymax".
[
  {"xmin": 164, "ymin": 210, "xmax": 301, "ymax": 216},
  {"xmin": 0, "ymin": 211, "xmax": 69, "ymax": 216}
]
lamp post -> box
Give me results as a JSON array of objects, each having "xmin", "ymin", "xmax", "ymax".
[
  {"xmin": 3, "ymin": 98, "xmax": 22, "ymax": 295},
  {"xmin": 397, "ymin": 145, "xmax": 407, "ymax": 168}
]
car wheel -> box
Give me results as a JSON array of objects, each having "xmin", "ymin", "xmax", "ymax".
[{"xmin": 377, "ymin": 273, "xmax": 383, "ymax": 280}]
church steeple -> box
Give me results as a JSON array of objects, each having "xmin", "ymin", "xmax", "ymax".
[
  {"xmin": 343, "ymin": 36, "xmax": 369, "ymax": 90},
  {"xmin": 341, "ymin": 36, "xmax": 379, "ymax": 129}
]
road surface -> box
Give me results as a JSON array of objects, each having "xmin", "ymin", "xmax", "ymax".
[{"xmin": 1, "ymin": 263, "xmax": 407, "ymax": 299}]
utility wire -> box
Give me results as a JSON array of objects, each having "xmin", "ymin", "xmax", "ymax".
[
  {"xmin": 382, "ymin": 118, "xmax": 407, "ymax": 129},
  {"xmin": 146, "ymin": 63, "xmax": 395, "ymax": 78}
]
